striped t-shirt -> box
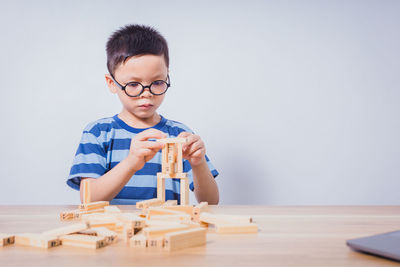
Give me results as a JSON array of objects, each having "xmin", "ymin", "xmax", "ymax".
[{"xmin": 67, "ymin": 114, "xmax": 219, "ymax": 205}]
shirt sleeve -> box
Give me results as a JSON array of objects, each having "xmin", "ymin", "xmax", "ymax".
[{"xmin": 66, "ymin": 129, "xmax": 107, "ymax": 190}]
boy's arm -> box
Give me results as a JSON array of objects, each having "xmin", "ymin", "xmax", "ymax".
[
  {"xmin": 178, "ymin": 132, "xmax": 219, "ymax": 205},
  {"xmin": 79, "ymin": 129, "xmax": 166, "ymax": 203}
]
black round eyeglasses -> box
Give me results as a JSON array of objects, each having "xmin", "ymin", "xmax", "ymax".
[{"xmin": 110, "ymin": 74, "xmax": 171, "ymax": 97}]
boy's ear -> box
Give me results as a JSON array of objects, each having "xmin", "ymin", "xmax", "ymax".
[{"xmin": 105, "ymin": 74, "xmax": 118, "ymax": 94}]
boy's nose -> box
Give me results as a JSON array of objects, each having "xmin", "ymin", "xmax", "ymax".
[{"xmin": 140, "ymin": 87, "xmax": 153, "ymax": 98}]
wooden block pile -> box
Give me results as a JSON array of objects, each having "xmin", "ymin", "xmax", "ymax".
[{"xmin": 0, "ymin": 198, "xmax": 258, "ymax": 251}]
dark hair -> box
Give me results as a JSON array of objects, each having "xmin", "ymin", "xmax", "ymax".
[{"xmin": 106, "ymin": 24, "xmax": 169, "ymax": 76}]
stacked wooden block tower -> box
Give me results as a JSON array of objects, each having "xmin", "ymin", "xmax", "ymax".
[
  {"xmin": 157, "ymin": 137, "xmax": 189, "ymax": 205},
  {"xmin": 0, "ymin": 138, "xmax": 258, "ymax": 251}
]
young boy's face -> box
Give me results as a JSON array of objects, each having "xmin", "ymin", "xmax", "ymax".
[{"xmin": 106, "ymin": 54, "xmax": 168, "ymax": 123}]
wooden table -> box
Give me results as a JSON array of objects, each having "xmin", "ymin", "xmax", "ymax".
[{"xmin": 1, "ymin": 205, "xmax": 400, "ymax": 266}]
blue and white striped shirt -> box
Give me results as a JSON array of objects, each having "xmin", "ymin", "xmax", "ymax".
[{"xmin": 67, "ymin": 115, "xmax": 218, "ymax": 205}]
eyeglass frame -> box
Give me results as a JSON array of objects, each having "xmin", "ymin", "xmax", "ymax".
[{"xmin": 110, "ymin": 74, "xmax": 171, "ymax": 97}]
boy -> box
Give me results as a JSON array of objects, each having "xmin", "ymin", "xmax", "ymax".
[{"xmin": 67, "ymin": 24, "xmax": 219, "ymax": 205}]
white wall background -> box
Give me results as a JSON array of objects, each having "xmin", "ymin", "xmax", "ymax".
[{"xmin": 0, "ymin": 0, "xmax": 398, "ymax": 205}]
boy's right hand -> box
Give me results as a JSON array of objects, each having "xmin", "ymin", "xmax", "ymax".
[{"xmin": 127, "ymin": 129, "xmax": 166, "ymax": 171}]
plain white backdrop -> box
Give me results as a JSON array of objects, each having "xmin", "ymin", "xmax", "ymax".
[{"xmin": 0, "ymin": 0, "xmax": 399, "ymax": 205}]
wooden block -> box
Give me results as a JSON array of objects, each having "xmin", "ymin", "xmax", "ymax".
[
  {"xmin": 81, "ymin": 179, "xmax": 91, "ymax": 204},
  {"xmin": 136, "ymin": 198, "xmax": 164, "ymax": 209},
  {"xmin": 115, "ymin": 222, "xmax": 124, "ymax": 233},
  {"xmin": 164, "ymin": 228, "xmax": 207, "ymax": 252},
  {"xmin": 104, "ymin": 205, "xmax": 121, "ymax": 214},
  {"xmin": 87, "ymin": 219, "xmax": 117, "ymax": 231},
  {"xmin": 77, "ymin": 229, "xmax": 98, "ymax": 236},
  {"xmin": 192, "ymin": 202, "xmax": 209, "ymax": 222},
  {"xmin": 199, "ymin": 212, "xmax": 253, "ymax": 225},
  {"xmin": 118, "ymin": 213, "xmax": 146, "ymax": 228},
  {"xmin": 147, "ymin": 207, "xmax": 188, "ymax": 219},
  {"xmin": 157, "ymin": 173, "xmax": 166, "ymax": 202},
  {"xmin": 130, "ymin": 233, "xmax": 147, "ymax": 248},
  {"xmin": 215, "ymin": 223, "xmax": 258, "ymax": 234},
  {"xmin": 157, "ymin": 173, "xmax": 188, "ymax": 179},
  {"xmin": 144, "ymin": 224, "xmax": 190, "ymax": 237},
  {"xmin": 157, "ymin": 138, "xmax": 187, "ymax": 144},
  {"xmin": 15, "ymin": 234, "xmax": 61, "ymax": 249},
  {"xmin": 0, "ymin": 234, "xmax": 15, "ymax": 246},
  {"xmin": 80, "ymin": 213, "xmax": 116, "ymax": 222},
  {"xmin": 162, "ymin": 205, "xmax": 194, "ymax": 215},
  {"xmin": 60, "ymin": 210, "xmax": 74, "ymax": 221},
  {"xmin": 60, "ymin": 234, "xmax": 107, "ymax": 249},
  {"xmin": 177, "ymin": 143, "xmax": 183, "ymax": 173},
  {"xmin": 150, "ymin": 214, "xmax": 192, "ymax": 222},
  {"xmin": 146, "ymin": 219, "xmax": 190, "ymax": 227},
  {"xmin": 162, "ymin": 200, "xmax": 178, "ymax": 206},
  {"xmin": 168, "ymin": 162, "xmax": 175, "ymax": 176},
  {"xmin": 92, "ymin": 227, "xmax": 118, "ymax": 244},
  {"xmin": 79, "ymin": 201, "xmax": 109, "ymax": 211},
  {"xmin": 42, "ymin": 222, "xmax": 89, "ymax": 237},
  {"xmin": 180, "ymin": 178, "xmax": 189, "ymax": 205},
  {"xmin": 61, "ymin": 208, "xmax": 105, "ymax": 221},
  {"xmin": 122, "ymin": 226, "xmax": 135, "ymax": 242},
  {"xmin": 147, "ymin": 236, "xmax": 164, "ymax": 249},
  {"xmin": 168, "ymin": 151, "xmax": 176, "ymax": 162}
]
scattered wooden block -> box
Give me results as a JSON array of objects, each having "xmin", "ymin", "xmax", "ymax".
[
  {"xmin": 104, "ymin": 205, "xmax": 121, "ymax": 214},
  {"xmin": 0, "ymin": 234, "xmax": 15, "ymax": 246},
  {"xmin": 92, "ymin": 227, "xmax": 118, "ymax": 244},
  {"xmin": 143, "ymin": 224, "xmax": 190, "ymax": 237},
  {"xmin": 146, "ymin": 219, "xmax": 190, "ymax": 227},
  {"xmin": 162, "ymin": 205, "xmax": 194, "ymax": 215},
  {"xmin": 147, "ymin": 236, "xmax": 164, "ymax": 249},
  {"xmin": 60, "ymin": 234, "xmax": 107, "ymax": 249},
  {"xmin": 130, "ymin": 233, "xmax": 147, "ymax": 248},
  {"xmin": 42, "ymin": 222, "xmax": 89, "ymax": 238},
  {"xmin": 149, "ymin": 214, "xmax": 191, "ymax": 222},
  {"xmin": 15, "ymin": 234, "xmax": 61, "ymax": 249},
  {"xmin": 199, "ymin": 212, "xmax": 253, "ymax": 225},
  {"xmin": 60, "ymin": 208, "xmax": 105, "ymax": 221},
  {"xmin": 192, "ymin": 202, "xmax": 208, "ymax": 222},
  {"xmin": 146, "ymin": 207, "xmax": 188, "ymax": 219},
  {"xmin": 162, "ymin": 200, "xmax": 178, "ymax": 206},
  {"xmin": 136, "ymin": 198, "xmax": 164, "ymax": 209},
  {"xmin": 215, "ymin": 223, "xmax": 258, "ymax": 234},
  {"xmin": 77, "ymin": 229, "xmax": 98, "ymax": 236},
  {"xmin": 164, "ymin": 228, "xmax": 207, "ymax": 251},
  {"xmin": 79, "ymin": 201, "xmax": 109, "ymax": 211},
  {"xmin": 86, "ymin": 219, "xmax": 117, "ymax": 231},
  {"xmin": 117, "ymin": 213, "xmax": 146, "ymax": 228}
]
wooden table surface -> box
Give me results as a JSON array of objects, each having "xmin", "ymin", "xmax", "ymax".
[{"xmin": 1, "ymin": 205, "xmax": 400, "ymax": 266}]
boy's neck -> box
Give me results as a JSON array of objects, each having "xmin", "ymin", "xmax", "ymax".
[{"xmin": 118, "ymin": 110, "xmax": 162, "ymax": 129}]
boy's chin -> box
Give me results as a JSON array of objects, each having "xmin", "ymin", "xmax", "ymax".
[{"xmin": 131, "ymin": 111, "xmax": 158, "ymax": 120}]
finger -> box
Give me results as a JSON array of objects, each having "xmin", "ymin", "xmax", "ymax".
[
  {"xmin": 189, "ymin": 149, "xmax": 203, "ymax": 159},
  {"xmin": 136, "ymin": 129, "xmax": 167, "ymax": 141},
  {"xmin": 182, "ymin": 134, "xmax": 199, "ymax": 150},
  {"xmin": 141, "ymin": 141, "xmax": 165, "ymax": 150},
  {"xmin": 186, "ymin": 141, "xmax": 203, "ymax": 156},
  {"xmin": 177, "ymin": 131, "xmax": 191, "ymax": 138}
]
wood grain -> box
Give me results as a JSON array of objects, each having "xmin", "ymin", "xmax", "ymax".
[{"xmin": 0, "ymin": 205, "xmax": 399, "ymax": 266}]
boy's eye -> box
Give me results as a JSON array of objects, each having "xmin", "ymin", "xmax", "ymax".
[
  {"xmin": 152, "ymin": 80, "xmax": 164, "ymax": 86},
  {"xmin": 126, "ymin": 82, "xmax": 141, "ymax": 88}
]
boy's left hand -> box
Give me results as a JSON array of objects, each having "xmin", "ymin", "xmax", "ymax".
[{"xmin": 177, "ymin": 132, "xmax": 206, "ymax": 167}]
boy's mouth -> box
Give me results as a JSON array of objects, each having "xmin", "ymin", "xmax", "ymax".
[{"xmin": 138, "ymin": 103, "xmax": 154, "ymax": 109}]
